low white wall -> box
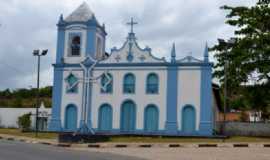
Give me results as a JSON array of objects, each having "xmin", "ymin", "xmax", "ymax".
[{"xmin": 0, "ymin": 108, "xmax": 51, "ymax": 128}]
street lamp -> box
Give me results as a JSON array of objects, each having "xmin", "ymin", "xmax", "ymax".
[
  {"xmin": 218, "ymin": 38, "xmax": 236, "ymax": 135},
  {"xmin": 33, "ymin": 49, "xmax": 48, "ymax": 137}
]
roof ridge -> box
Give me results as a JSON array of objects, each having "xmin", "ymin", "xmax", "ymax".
[{"xmin": 65, "ymin": 2, "xmax": 95, "ymax": 22}]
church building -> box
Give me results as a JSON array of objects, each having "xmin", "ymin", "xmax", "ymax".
[{"xmin": 49, "ymin": 2, "xmax": 213, "ymax": 136}]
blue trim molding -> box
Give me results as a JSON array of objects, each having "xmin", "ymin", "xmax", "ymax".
[
  {"xmin": 199, "ymin": 65, "xmax": 213, "ymax": 135},
  {"xmin": 53, "ymin": 62, "xmax": 213, "ymax": 68},
  {"xmin": 165, "ymin": 65, "xmax": 178, "ymax": 134},
  {"xmin": 48, "ymin": 68, "xmax": 63, "ymax": 131},
  {"xmin": 56, "ymin": 27, "xmax": 65, "ymax": 64},
  {"xmin": 86, "ymin": 26, "xmax": 96, "ymax": 58},
  {"xmin": 80, "ymin": 71, "xmax": 86, "ymax": 128},
  {"xmin": 86, "ymin": 72, "xmax": 93, "ymax": 129}
]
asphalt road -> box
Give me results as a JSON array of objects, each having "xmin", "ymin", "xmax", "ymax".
[{"xmin": 0, "ymin": 140, "xmax": 145, "ymax": 160}]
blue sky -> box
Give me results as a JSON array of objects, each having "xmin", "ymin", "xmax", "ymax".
[{"xmin": 0, "ymin": 0, "xmax": 256, "ymax": 90}]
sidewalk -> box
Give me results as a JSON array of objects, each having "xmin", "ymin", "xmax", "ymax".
[
  {"xmin": 1, "ymin": 133, "xmax": 270, "ymax": 148},
  {"xmin": 0, "ymin": 133, "xmax": 58, "ymax": 145}
]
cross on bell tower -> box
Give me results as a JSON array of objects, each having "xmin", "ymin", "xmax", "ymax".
[{"xmin": 127, "ymin": 17, "xmax": 138, "ymax": 34}]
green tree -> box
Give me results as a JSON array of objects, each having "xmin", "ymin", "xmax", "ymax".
[
  {"xmin": 212, "ymin": 1, "xmax": 270, "ymax": 85},
  {"xmin": 211, "ymin": 1, "xmax": 270, "ymax": 113},
  {"xmin": 17, "ymin": 113, "xmax": 32, "ymax": 131},
  {"xmin": 12, "ymin": 97, "xmax": 23, "ymax": 107}
]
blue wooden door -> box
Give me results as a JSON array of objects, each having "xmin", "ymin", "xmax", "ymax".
[
  {"xmin": 121, "ymin": 101, "xmax": 136, "ymax": 132},
  {"xmin": 182, "ymin": 106, "xmax": 196, "ymax": 133},
  {"xmin": 98, "ymin": 104, "xmax": 112, "ymax": 131},
  {"xmin": 144, "ymin": 105, "xmax": 159, "ymax": 132},
  {"xmin": 65, "ymin": 104, "xmax": 77, "ymax": 131}
]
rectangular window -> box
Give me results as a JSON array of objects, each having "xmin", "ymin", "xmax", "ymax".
[{"xmin": 68, "ymin": 33, "xmax": 82, "ymax": 57}]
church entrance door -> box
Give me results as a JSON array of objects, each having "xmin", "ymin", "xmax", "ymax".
[
  {"xmin": 65, "ymin": 104, "xmax": 77, "ymax": 131},
  {"xmin": 120, "ymin": 100, "xmax": 136, "ymax": 132},
  {"xmin": 182, "ymin": 105, "xmax": 196, "ymax": 133},
  {"xmin": 144, "ymin": 105, "xmax": 159, "ymax": 132},
  {"xmin": 98, "ymin": 104, "xmax": 113, "ymax": 131}
]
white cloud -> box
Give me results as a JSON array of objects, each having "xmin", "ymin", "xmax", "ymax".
[{"xmin": 0, "ymin": 0, "xmax": 256, "ymax": 89}]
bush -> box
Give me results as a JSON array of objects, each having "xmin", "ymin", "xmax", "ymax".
[{"xmin": 17, "ymin": 113, "xmax": 31, "ymax": 131}]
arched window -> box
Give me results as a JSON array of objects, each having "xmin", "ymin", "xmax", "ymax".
[
  {"xmin": 70, "ymin": 36, "xmax": 81, "ymax": 56},
  {"xmin": 146, "ymin": 73, "xmax": 159, "ymax": 94},
  {"xmin": 101, "ymin": 73, "xmax": 113, "ymax": 93},
  {"xmin": 123, "ymin": 73, "xmax": 135, "ymax": 93},
  {"xmin": 66, "ymin": 73, "xmax": 78, "ymax": 93}
]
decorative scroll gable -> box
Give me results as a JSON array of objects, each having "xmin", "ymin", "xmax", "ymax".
[
  {"xmin": 176, "ymin": 55, "xmax": 203, "ymax": 63},
  {"xmin": 100, "ymin": 34, "xmax": 166, "ymax": 64}
]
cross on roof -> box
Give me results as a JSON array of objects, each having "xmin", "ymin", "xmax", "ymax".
[{"xmin": 127, "ymin": 17, "xmax": 138, "ymax": 33}]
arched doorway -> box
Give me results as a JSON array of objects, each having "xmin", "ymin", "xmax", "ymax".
[
  {"xmin": 65, "ymin": 104, "xmax": 77, "ymax": 131},
  {"xmin": 120, "ymin": 100, "xmax": 136, "ymax": 132},
  {"xmin": 98, "ymin": 104, "xmax": 113, "ymax": 131},
  {"xmin": 144, "ymin": 105, "xmax": 159, "ymax": 132},
  {"xmin": 182, "ymin": 105, "xmax": 196, "ymax": 133}
]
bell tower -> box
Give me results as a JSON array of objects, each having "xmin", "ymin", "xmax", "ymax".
[{"xmin": 55, "ymin": 2, "xmax": 107, "ymax": 64}]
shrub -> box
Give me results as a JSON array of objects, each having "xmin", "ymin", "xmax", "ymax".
[{"xmin": 17, "ymin": 113, "xmax": 31, "ymax": 131}]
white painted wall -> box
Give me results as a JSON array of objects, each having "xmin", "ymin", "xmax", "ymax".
[
  {"xmin": 60, "ymin": 66, "xmax": 203, "ymax": 131},
  {"xmin": 177, "ymin": 68, "xmax": 201, "ymax": 131},
  {"xmin": 61, "ymin": 69, "xmax": 84, "ymax": 128},
  {"xmin": 0, "ymin": 107, "xmax": 51, "ymax": 128},
  {"xmin": 91, "ymin": 67, "xmax": 167, "ymax": 130}
]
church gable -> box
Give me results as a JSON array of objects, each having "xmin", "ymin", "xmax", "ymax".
[
  {"xmin": 176, "ymin": 55, "xmax": 204, "ymax": 63},
  {"xmin": 100, "ymin": 18, "xmax": 166, "ymax": 64},
  {"xmin": 101, "ymin": 33, "xmax": 166, "ymax": 64}
]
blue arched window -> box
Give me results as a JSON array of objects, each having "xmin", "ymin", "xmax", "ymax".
[
  {"xmin": 101, "ymin": 73, "xmax": 113, "ymax": 93},
  {"xmin": 146, "ymin": 73, "xmax": 159, "ymax": 94},
  {"xmin": 123, "ymin": 73, "xmax": 135, "ymax": 94},
  {"xmin": 65, "ymin": 73, "xmax": 78, "ymax": 93}
]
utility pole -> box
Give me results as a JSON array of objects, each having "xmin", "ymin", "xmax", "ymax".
[{"xmin": 33, "ymin": 49, "xmax": 48, "ymax": 137}]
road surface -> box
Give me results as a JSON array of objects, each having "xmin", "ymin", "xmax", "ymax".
[{"xmin": 0, "ymin": 139, "xmax": 144, "ymax": 160}]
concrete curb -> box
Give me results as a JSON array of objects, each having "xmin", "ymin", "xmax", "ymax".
[
  {"xmin": 1, "ymin": 134, "xmax": 270, "ymax": 149},
  {"xmin": 67, "ymin": 143, "xmax": 270, "ymax": 148}
]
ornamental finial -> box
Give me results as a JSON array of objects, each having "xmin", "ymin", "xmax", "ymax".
[
  {"xmin": 171, "ymin": 43, "xmax": 176, "ymax": 63},
  {"xmin": 204, "ymin": 42, "xmax": 209, "ymax": 62}
]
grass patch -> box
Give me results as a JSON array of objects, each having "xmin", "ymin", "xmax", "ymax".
[
  {"xmin": 226, "ymin": 136, "xmax": 270, "ymax": 143},
  {"xmin": 0, "ymin": 128, "xmax": 57, "ymax": 139},
  {"xmin": 108, "ymin": 136, "xmax": 221, "ymax": 143},
  {"xmin": 1, "ymin": 128, "xmax": 270, "ymax": 143}
]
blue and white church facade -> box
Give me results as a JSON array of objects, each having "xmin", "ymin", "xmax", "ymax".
[{"xmin": 49, "ymin": 2, "xmax": 213, "ymax": 136}]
